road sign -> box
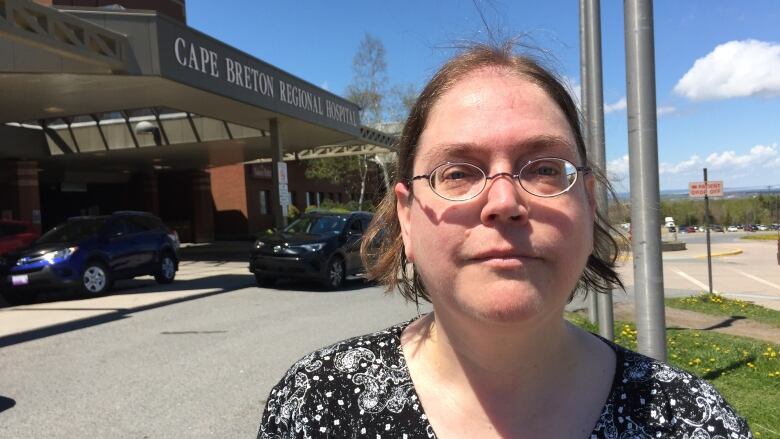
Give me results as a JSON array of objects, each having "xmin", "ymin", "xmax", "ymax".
[
  {"xmin": 688, "ymin": 180, "xmax": 723, "ymax": 198},
  {"xmin": 278, "ymin": 184, "xmax": 290, "ymax": 206},
  {"xmin": 277, "ymin": 162, "xmax": 288, "ymax": 185}
]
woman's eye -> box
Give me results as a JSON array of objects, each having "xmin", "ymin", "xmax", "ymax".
[
  {"xmin": 537, "ymin": 166, "xmax": 559, "ymax": 176},
  {"xmin": 446, "ymin": 171, "xmax": 466, "ymax": 180},
  {"xmin": 440, "ymin": 166, "xmax": 479, "ymax": 181}
]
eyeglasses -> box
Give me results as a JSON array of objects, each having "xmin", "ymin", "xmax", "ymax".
[{"xmin": 409, "ymin": 157, "xmax": 591, "ymax": 201}]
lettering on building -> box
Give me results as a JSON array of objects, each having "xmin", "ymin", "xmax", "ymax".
[{"xmin": 173, "ymin": 36, "xmax": 358, "ymax": 128}]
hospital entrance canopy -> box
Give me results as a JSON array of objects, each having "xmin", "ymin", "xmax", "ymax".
[{"xmin": 0, "ymin": 0, "xmax": 395, "ymax": 171}]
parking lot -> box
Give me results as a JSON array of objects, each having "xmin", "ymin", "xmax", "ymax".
[
  {"xmin": 0, "ymin": 253, "xmax": 424, "ymax": 438},
  {"xmin": 0, "ymin": 237, "xmax": 778, "ymax": 437}
]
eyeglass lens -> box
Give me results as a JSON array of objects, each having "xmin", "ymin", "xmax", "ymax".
[{"xmin": 430, "ymin": 159, "xmax": 578, "ymax": 200}]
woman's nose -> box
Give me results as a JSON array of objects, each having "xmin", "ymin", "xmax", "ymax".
[{"xmin": 479, "ymin": 174, "xmax": 529, "ymax": 224}]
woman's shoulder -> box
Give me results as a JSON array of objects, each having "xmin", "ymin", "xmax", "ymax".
[
  {"xmin": 598, "ymin": 339, "xmax": 753, "ymax": 438},
  {"xmin": 276, "ymin": 319, "xmax": 411, "ymax": 384},
  {"xmin": 258, "ymin": 320, "xmax": 424, "ymax": 438}
]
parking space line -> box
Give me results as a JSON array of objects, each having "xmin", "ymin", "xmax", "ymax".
[
  {"xmin": 670, "ymin": 266, "xmax": 721, "ymax": 294},
  {"xmin": 727, "ymin": 267, "xmax": 780, "ymax": 292}
]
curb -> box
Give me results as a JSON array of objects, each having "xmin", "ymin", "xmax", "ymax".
[
  {"xmin": 694, "ymin": 248, "xmax": 743, "ymax": 259},
  {"xmin": 617, "ymin": 248, "xmax": 743, "ymax": 262}
]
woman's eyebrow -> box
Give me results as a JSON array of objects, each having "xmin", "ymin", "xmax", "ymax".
[
  {"xmin": 418, "ymin": 142, "xmax": 479, "ymax": 165},
  {"xmin": 419, "ymin": 135, "xmax": 577, "ymax": 164}
]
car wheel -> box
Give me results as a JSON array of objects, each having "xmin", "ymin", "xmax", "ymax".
[
  {"xmin": 1, "ymin": 290, "xmax": 37, "ymax": 305},
  {"xmin": 81, "ymin": 262, "xmax": 111, "ymax": 296},
  {"xmin": 154, "ymin": 253, "xmax": 176, "ymax": 284},
  {"xmin": 254, "ymin": 273, "xmax": 276, "ymax": 287},
  {"xmin": 322, "ymin": 256, "xmax": 345, "ymax": 290}
]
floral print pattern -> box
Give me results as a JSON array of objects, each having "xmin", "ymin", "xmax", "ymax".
[{"xmin": 258, "ymin": 320, "xmax": 753, "ymax": 438}]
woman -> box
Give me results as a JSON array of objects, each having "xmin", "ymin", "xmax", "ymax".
[{"xmin": 258, "ymin": 44, "xmax": 752, "ymax": 438}]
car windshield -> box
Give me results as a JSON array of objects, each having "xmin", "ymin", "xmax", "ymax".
[
  {"xmin": 37, "ymin": 218, "xmax": 107, "ymax": 244},
  {"xmin": 0, "ymin": 223, "xmax": 28, "ymax": 237},
  {"xmin": 284, "ymin": 215, "xmax": 347, "ymax": 235}
]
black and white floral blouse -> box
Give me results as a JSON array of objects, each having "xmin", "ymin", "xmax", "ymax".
[{"xmin": 258, "ymin": 320, "xmax": 753, "ymax": 438}]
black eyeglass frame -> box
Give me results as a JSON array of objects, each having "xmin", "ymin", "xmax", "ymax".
[{"xmin": 408, "ymin": 157, "xmax": 592, "ymax": 201}]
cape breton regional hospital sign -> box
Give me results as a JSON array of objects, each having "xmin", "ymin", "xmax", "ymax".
[{"xmin": 157, "ymin": 24, "xmax": 361, "ymax": 135}]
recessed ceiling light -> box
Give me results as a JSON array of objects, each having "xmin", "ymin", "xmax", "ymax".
[{"xmin": 44, "ymin": 106, "xmax": 64, "ymax": 113}]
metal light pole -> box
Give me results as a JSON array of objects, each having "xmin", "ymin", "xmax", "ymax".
[
  {"xmin": 704, "ymin": 168, "xmax": 714, "ymax": 295},
  {"xmin": 580, "ymin": 0, "xmax": 599, "ymax": 325},
  {"xmin": 624, "ymin": 0, "xmax": 667, "ymax": 360},
  {"xmin": 584, "ymin": 0, "xmax": 614, "ymax": 341}
]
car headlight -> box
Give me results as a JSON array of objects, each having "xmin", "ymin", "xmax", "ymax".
[
  {"xmin": 300, "ymin": 243, "xmax": 326, "ymax": 252},
  {"xmin": 42, "ymin": 247, "xmax": 78, "ymax": 264},
  {"xmin": 255, "ymin": 241, "xmax": 266, "ymax": 249}
]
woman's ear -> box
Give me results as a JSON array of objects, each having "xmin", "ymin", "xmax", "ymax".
[{"xmin": 395, "ymin": 182, "xmax": 414, "ymax": 263}]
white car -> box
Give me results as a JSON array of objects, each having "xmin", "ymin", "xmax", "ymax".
[
  {"xmin": 757, "ymin": 225, "xmax": 768, "ymax": 231},
  {"xmin": 727, "ymin": 226, "xmax": 738, "ymax": 232}
]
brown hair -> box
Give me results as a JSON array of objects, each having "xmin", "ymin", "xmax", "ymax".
[{"xmin": 361, "ymin": 42, "xmax": 625, "ymax": 304}]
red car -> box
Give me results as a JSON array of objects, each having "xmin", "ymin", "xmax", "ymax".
[{"xmin": 0, "ymin": 220, "xmax": 39, "ymax": 256}]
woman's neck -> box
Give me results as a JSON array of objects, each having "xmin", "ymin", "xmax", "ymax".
[
  {"xmin": 403, "ymin": 309, "xmax": 583, "ymax": 402},
  {"xmin": 400, "ymin": 308, "xmax": 616, "ymax": 438}
]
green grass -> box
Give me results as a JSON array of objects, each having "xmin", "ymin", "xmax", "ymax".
[
  {"xmin": 566, "ymin": 312, "xmax": 780, "ymax": 438},
  {"xmin": 666, "ymin": 293, "xmax": 780, "ymax": 328},
  {"xmin": 740, "ymin": 233, "xmax": 780, "ymax": 240}
]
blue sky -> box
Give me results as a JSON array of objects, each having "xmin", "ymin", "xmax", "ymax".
[{"xmin": 188, "ymin": 1, "xmax": 780, "ymax": 191}]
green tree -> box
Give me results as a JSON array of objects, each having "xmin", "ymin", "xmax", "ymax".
[{"xmin": 305, "ymin": 33, "xmax": 404, "ymax": 209}]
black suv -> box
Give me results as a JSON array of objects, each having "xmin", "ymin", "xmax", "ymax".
[
  {"xmin": 249, "ymin": 211, "xmax": 373, "ymax": 289},
  {"xmin": 1, "ymin": 211, "xmax": 179, "ymax": 304}
]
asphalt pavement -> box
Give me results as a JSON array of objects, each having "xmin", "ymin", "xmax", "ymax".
[
  {"xmin": 0, "ymin": 257, "xmax": 425, "ymax": 438},
  {"xmin": 0, "ymin": 235, "xmax": 777, "ymax": 438}
]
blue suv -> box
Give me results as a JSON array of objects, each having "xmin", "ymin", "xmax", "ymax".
[{"xmin": 0, "ymin": 211, "xmax": 179, "ymax": 305}]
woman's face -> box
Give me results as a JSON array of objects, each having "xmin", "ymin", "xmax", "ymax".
[{"xmin": 395, "ymin": 68, "xmax": 596, "ymax": 324}]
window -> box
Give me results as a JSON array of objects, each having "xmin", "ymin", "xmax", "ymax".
[
  {"xmin": 133, "ymin": 215, "xmax": 162, "ymax": 231},
  {"xmin": 360, "ymin": 216, "xmax": 373, "ymax": 231},
  {"xmin": 103, "ymin": 220, "xmax": 128, "ymax": 237},
  {"xmin": 260, "ymin": 190, "xmax": 269, "ymax": 215},
  {"xmin": 124, "ymin": 218, "xmax": 146, "ymax": 234},
  {"xmin": 305, "ymin": 192, "xmax": 313, "ymax": 207},
  {"xmin": 0, "ymin": 223, "xmax": 26, "ymax": 236},
  {"xmin": 348, "ymin": 220, "xmax": 362, "ymax": 233}
]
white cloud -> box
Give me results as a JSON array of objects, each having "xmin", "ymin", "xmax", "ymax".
[
  {"xmin": 604, "ymin": 144, "xmax": 780, "ymax": 190},
  {"xmin": 674, "ymin": 39, "xmax": 780, "ymax": 101},
  {"xmin": 604, "ymin": 97, "xmax": 627, "ymax": 114},
  {"xmin": 657, "ymin": 106, "xmax": 677, "ymax": 116},
  {"xmin": 607, "ymin": 155, "xmax": 630, "ymax": 181},
  {"xmin": 320, "ymin": 81, "xmax": 330, "ymax": 91},
  {"xmin": 704, "ymin": 143, "xmax": 778, "ymax": 169},
  {"xmin": 659, "ymin": 155, "xmax": 701, "ymax": 174}
]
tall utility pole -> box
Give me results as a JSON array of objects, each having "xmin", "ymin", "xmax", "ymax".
[
  {"xmin": 704, "ymin": 169, "xmax": 714, "ymax": 295},
  {"xmin": 624, "ymin": 0, "xmax": 667, "ymax": 361},
  {"xmin": 583, "ymin": 0, "xmax": 614, "ymax": 341},
  {"xmin": 579, "ymin": 0, "xmax": 599, "ymax": 325}
]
